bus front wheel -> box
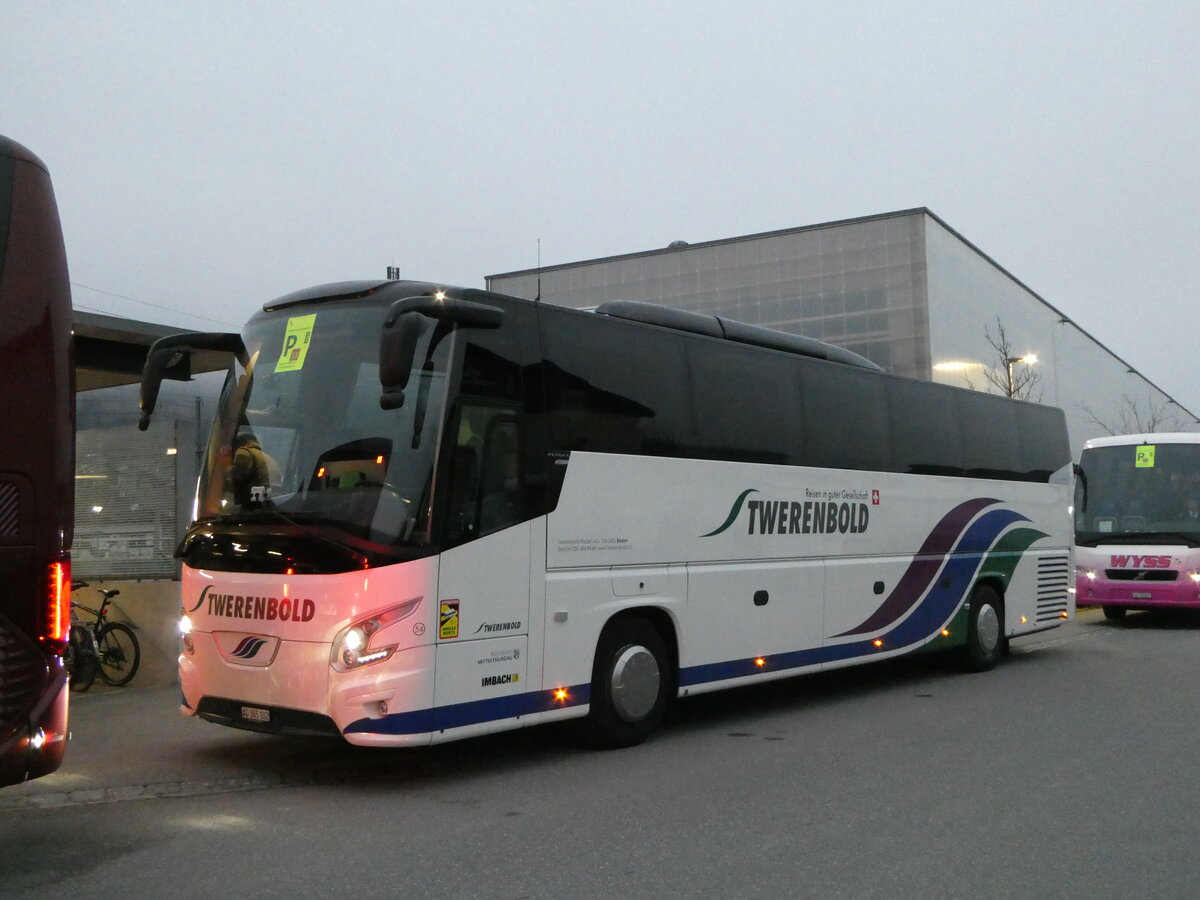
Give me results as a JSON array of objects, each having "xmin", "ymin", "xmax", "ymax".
[
  {"xmin": 581, "ymin": 617, "xmax": 672, "ymax": 749},
  {"xmin": 1103, "ymin": 606, "xmax": 1127, "ymax": 621},
  {"xmin": 964, "ymin": 584, "xmax": 1005, "ymax": 672}
]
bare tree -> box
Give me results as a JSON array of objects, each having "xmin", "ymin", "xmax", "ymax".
[
  {"xmin": 980, "ymin": 317, "xmax": 1042, "ymax": 401},
  {"xmin": 1081, "ymin": 395, "xmax": 1187, "ymax": 436}
]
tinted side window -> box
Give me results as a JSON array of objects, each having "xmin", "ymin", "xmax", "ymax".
[
  {"xmin": 957, "ymin": 391, "xmax": 1020, "ymax": 479},
  {"xmin": 889, "ymin": 379, "xmax": 964, "ymax": 476},
  {"xmin": 541, "ymin": 311, "xmax": 692, "ymax": 458},
  {"xmin": 688, "ymin": 339, "xmax": 801, "ymax": 465},
  {"xmin": 1016, "ymin": 402, "xmax": 1071, "ymax": 481},
  {"xmin": 800, "ymin": 359, "xmax": 892, "ymax": 472}
]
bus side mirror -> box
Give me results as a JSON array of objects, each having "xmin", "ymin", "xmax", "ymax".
[
  {"xmin": 138, "ymin": 332, "xmax": 247, "ymax": 430},
  {"xmin": 379, "ymin": 312, "xmax": 425, "ymax": 410},
  {"xmin": 379, "ymin": 296, "xmax": 503, "ymax": 410},
  {"xmin": 138, "ymin": 346, "xmax": 184, "ymax": 430}
]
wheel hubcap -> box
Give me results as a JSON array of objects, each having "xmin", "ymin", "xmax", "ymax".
[
  {"xmin": 976, "ymin": 603, "xmax": 1000, "ymax": 653},
  {"xmin": 610, "ymin": 644, "xmax": 660, "ymax": 723}
]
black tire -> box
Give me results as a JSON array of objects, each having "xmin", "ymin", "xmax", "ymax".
[
  {"xmin": 581, "ymin": 617, "xmax": 674, "ymax": 749},
  {"xmin": 963, "ymin": 584, "xmax": 1005, "ymax": 672},
  {"xmin": 67, "ymin": 624, "xmax": 98, "ymax": 692},
  {"xmin": 96, "ymin": 621, "xmax": 141, "ymax": 686},
  {"xmin": 1103, "ymin": 606, "xmax": 1127, "ymax": 622}
]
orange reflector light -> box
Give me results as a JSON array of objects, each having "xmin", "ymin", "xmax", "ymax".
[
  {"xmin": 317, "ymin": 466, "xmax": 326, "ymax": 478},
  {"xmin": 873, "ymin": 639, "xmax": 884, "ymax": 648},
  {"xmin": 554, "ymin": 688, "xmax": 569, "ymax": 702},
  {"xmin": 376, "ymin": 455, "xmax": 384, "ymax": 465},
  {"xmin": 1020, "ymin": 615, "xmax": 1027, "ymax": 624},
  {"xmin": 1060, "ymin": 611, "xmax": 1069, "ymax": 619},
  {"xmin": 755, "ymin": 657, "xmax": 765, "ymax": 667},
  {"xmin": 941, "ymin": 629, "xmax": 950, "ymax": 637}
]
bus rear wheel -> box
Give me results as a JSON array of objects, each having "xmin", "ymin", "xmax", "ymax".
[
  {"xmin": 581, "ymin": 617, "xmax": 672, "ymax": 749},
  {"xmin": 963, "ymin": 584, "xmax": 1005, "ymax": 672}
]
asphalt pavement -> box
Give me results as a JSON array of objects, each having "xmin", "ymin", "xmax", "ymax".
[
  {"xmin": 3, "ymin": 682, "xmax": 230, "ymax": 810},
  {"xmin": 0, "ymin": 678, "xmax": 390, "ymax": 812},
  {"xmin": 0, "ymin": 607, "xmax": 1122, "ymax": 814}
]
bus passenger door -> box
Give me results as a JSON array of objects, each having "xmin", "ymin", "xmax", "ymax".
[{"xmin": 431, "ymin": 394, "xmax": 533, "ymax": 735}]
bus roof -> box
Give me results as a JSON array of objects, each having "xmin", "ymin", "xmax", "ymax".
[{"xmin": 259, "ymin": 281, "xmax": 883, "ymax": 372}]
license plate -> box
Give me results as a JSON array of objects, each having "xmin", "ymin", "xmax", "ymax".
[
  {"xmin": 241, "ymin": 706, "xmax": 270, "ymax": 723},
  {"xmin": 1132, "ymin": 592, "xmax": 1152, "ymax": 600}
]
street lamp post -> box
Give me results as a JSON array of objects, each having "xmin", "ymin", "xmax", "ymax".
[{"xmin": 1004, "ymin": 354, "xmax": 1037, "ymax": 397}]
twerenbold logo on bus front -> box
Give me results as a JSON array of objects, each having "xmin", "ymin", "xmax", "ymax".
[{"xmin": 189, "ymin": 584, "xmax": 316, "ymax": 622}]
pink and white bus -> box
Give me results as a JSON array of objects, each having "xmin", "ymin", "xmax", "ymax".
[{"xmin": 1075, "ymin": 433, "xmax": 1200, "ymax": 620}]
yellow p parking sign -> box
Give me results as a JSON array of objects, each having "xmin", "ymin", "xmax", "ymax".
[
  {"xmin": 275, "ymin": 315, "xmax": 316, "ymax": 373},
  {"xmin": 1135, "ymin": 445, "xmax": 1156, "ymax": 468}
]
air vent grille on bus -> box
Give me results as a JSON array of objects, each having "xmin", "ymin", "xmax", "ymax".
[
  {"xmin": 0, "ymin": 481, "xmax": 18, "ymax": 536},
  {"xmin": 0, "ymin": 614, "xmax": 45, "ymax": 730},
  {"xmin": 1036, "ymin": 555, "xmax": 1070, "ymax": 623}
]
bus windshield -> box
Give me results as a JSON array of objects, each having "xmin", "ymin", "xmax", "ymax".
[
  {"xmin": 1075, "ymin": 442, "xmax": 1200, "ymax": 546},
  {"xmin": 194, "ymin": 300, "xmax": 453, "ymax": 562}
]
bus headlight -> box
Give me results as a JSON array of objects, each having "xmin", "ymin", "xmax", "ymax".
[
  {"xmin": 1075, "ymin": 566, "xmax": 1097, "ymax": 581},
  {"xmin": 331, "ymin": 597, "xmax": 422, "ymax": 672}
]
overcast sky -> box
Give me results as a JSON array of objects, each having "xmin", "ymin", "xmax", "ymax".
[{"xmin": 5, "ymin": 2, "xmax": 1199, "ymax": 412}]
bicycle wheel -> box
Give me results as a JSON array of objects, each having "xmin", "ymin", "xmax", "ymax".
[
  {"xmin": 96, "ymin": 621, "xmax": 141, "ymax": 686},
  {"xmin": 67, "ymin": 623, "xmax": 98, "ymax": 692}
]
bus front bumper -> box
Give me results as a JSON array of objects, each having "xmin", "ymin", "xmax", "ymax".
[
  {"xmin": 180, "ymin": 635, "xmax": 436, "ymax": 746},
  {"xmin": 1076, "ymin": 576, "xmax": 1200, "ymax": 608}
]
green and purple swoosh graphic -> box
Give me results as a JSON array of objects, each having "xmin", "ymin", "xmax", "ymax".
[
  {"xmin": 836, "ymin": 497, "xmax": 1030, "ymax": 637},
  {"xmin": 679, "ymin": 496, "xmax": 1048, "ymax": 687}
]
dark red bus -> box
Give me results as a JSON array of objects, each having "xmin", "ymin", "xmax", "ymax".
[{"xmin": 0, "ymin": 135, "xmax": 74, "ymax": 786}]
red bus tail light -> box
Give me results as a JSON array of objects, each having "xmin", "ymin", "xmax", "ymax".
[{"xmin": 46, "ymin": 558, "xmax": 70, "ymax": 646}]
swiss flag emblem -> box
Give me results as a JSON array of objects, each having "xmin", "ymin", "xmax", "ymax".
[{"xmin": 871, "ymin": 490, "xmax": 880, "ymax": 505}]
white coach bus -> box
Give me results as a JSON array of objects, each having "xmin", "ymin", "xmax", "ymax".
[{"xmin": 139, "ymin": 281, "xmax": 1073, "ymax": 748}]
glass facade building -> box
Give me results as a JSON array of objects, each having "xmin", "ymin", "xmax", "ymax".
[{"xmin": 487, "ymin": 208, "xmax": 1197, "ymax": 454}]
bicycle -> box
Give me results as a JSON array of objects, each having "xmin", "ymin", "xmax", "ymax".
[
  {"xmin": 64, "ymin": 599, "xmax": 100, "ymax": 692},
  {"xmin": 70, "ymin": 582, "xmax": 142, "ymax": 687}
]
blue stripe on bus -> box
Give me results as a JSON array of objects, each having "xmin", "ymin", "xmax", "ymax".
[{"xmin": 342, "ymin": 684, "xmax": 592, "ymax": 736}]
